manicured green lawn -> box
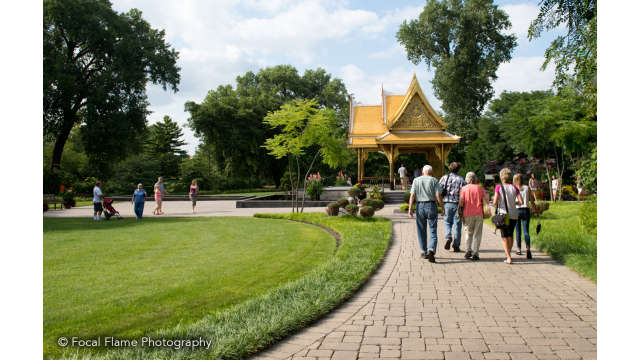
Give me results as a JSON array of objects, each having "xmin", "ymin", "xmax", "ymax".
[
  {"xmin": 531, "ymin": 201, "xmax": 597, "ymax": 282},
  {"xmin": 44, "ymin": 217, "xmax": 335, "ymax": 357},
  {"xmin": 57, "ymin": 213, "xmax": 391, "ymax": 360},
  {"xmin": 484, "ymin": 201, "xmax": 596, "ymax": 282}
]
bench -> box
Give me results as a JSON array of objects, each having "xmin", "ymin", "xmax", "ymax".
[{"xmin": 44, "ymin": 194, "xmax": 63, "ymax": 210}]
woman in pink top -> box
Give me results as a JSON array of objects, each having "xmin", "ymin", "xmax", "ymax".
[{"xmin": 458, "ymin": 172, "xmax": 488, "ymax": 261}]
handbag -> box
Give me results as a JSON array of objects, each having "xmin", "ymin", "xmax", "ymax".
[
  {"xmin": 482, "ymin": 196, "xmax": 491, "ymax": 219},
  {"xmin": 491, "ymin": 185, "xmax": 510, "ymax": 229},
  {"xmin": 440, "ymin": 174, "xmax": 451, "ymax": 197}
]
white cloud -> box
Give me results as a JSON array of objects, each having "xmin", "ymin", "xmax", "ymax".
[
  {"xmin": 493, "ymin": 56, "xmax": 555, "ymax": 96},
  {"xmin": 369, "ymin": 43, "xmax": 405, "ymax": 59},
  {"xmin": 500, "ymin": 3, "xmax": 539, "ymax": 39}
]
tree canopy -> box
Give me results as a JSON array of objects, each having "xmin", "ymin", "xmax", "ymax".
[
  {"xmin": 43, "ymin": 0, "xmax": 180, "ymax": 173},
  {"xmin": 144, "ymin": 115, "xmax": 188, "ymax": 178},
  {"xmin": 396, "ymin": 0, "xmax": 517, "ymax": 161},
  {"xmin": 185, "ymin": 65, "xmax": 350, "ymax": 185}
]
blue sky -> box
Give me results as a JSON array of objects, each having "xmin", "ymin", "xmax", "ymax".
[{"xmin": 111, "ymin": 0, "xmax": 562, "ymax": 154}]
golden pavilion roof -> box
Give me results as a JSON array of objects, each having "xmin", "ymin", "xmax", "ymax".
[{"xmin": 348, "ymin": 74, "xmax": 460, "ymax": 149}]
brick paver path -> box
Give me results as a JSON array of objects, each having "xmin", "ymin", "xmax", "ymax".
[{"xmin": 253, "ymin": 215, "xmax": 596, "ymax": 360}]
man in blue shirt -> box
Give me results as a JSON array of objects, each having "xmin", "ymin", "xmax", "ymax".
[{"xmin": 409, "ymin": 165, "xmax": 444, "ymax": 263}]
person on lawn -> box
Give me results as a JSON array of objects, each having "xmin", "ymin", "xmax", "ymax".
[
  {"xmin": 131, "ymin": 183, "xmax": 147, "ymax": 220},
  {"xmin": 408, "ymin": 165, "xmax": 443, "ymax": 263},
  {"xmin": 92, "ymin": 180, "xmax": 104, "ymax": 221},
  {"xmin": 439, "ymin": 162, "xmax": 466, "ymax": 252}
]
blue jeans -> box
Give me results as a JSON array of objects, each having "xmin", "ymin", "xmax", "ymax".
[
  {"xmin": 416, "ymin": 202, "xmax": 438, "ymax": 253},
  {"xmin": 516, "ymin": 208, "xmax": 531, "ymax": 249},
  {"xmin": 443, "ymin": 202, "xmax": 462, "ymax": 248},
  {"xmin": 134, "ymin": 201, "xmax": 144, "ymax": 220}
]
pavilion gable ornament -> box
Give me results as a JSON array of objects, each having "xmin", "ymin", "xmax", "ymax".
[{"xmin": 388, "ymin": 74, "xmax": 446, "ymax": 130}]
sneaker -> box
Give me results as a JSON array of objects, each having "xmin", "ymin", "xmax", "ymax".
[
  {"xmin": 526, "ymin": 249, "xmax": 532, "ymax": 259},
  {"xmin": 421, "ymin": 252, "xmax": 427, "ymax": 259},
  {"xmin": 472, "ymin": 254, "xmax": 480, "ymax": 261},
  {"xmin": 452, "ymin": 246, "xmax": 461, "ymax": 253},
  {"xmin": 464, "ymin": 251, "xmax": 472, "ymax": 259},
  {"xmin": 444, "ymin": 238, "xmax": 452, "ymax": 250},
  {"xmin": 427, "ymin": 250, "xmax": 436, "ymax": 263}
]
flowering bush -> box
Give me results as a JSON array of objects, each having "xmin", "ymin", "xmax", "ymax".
[
  {"xmin": 305, "ymin": 172, "xmax": 324, "ymax": 200},
  {"xmin": 335, "ymin": 171, "xmax": 348, "ymax": 186},
  {"xmin": 62, "ymin": 187, "xmax": 76, "ymax": 208}
]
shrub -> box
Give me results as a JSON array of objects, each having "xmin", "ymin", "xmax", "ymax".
[
  {"xmin": 327, "ymin": 202, "xmax": 340, "ymax": 216},
  {"xmin": 62, "ymin": 188, "xmax": 75, "ymax": 207},
  {"xmin": 399, "ymin": 204, "xmax": 409, "ymax": 212},
  {"xmin": 360, "ymin": 206, "xmax": 374, "ymax": 218},
  {"xmin": 561, "ymin": 185, "xmax": 578, "ymax": 201},
  {"xmin": 369, "ymin": 199, "xmax": 385, "ymax": 211},
  {"xmin": 336, "ymin": 198, "xmax": 349, "ymax": 208},
  {"xmin": 360, "ymin": 198, "xmax": 373, "ymax": 207},
  {"xmin": 305, "ymin": 173, "xmax": 324, "ymax": 201},
  {"xmin": 345, "ymin": 204, "xmax": 359, "ymax": 216},
  {"xmin": 279, "ymin": 171, "xmax": 299, "ymax": 192},
  {"xmin": 403, "ymin": 190, "xmax": 411, "ymax": 203},
  {"xmin": 347, "ymin": 186, "xmax": 361, "ymax": 199},
  {"xmin": 71, "ymin": 177, "xmax": 98, "ymax": 197},
  {"xmin": 335, "ymin": 171, "xmax": 348, "ymax": 186},
  {"xmin": 579, "ymin": 199, "xmax": 597, "ymax": 235}
]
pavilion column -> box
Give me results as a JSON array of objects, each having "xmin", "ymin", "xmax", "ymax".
[
  {"xmin": 357, "ymin": 149, "xmax": 368, "ymax": 182},
  {"xmin": 426, "ymin": 147, "xmax": 443, "ymax": 178},
  {"xmin": 383, "ymin": 145, "xmax": 399, "ymax": 189}
]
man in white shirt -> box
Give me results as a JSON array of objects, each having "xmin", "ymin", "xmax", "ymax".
[
  {"xmin": 398, "ymin": 164, "xmax": 408, "ymax": 190},
  {"xmin": 93, "ymin": 181, "xmax": 104, "ymax": 220}
]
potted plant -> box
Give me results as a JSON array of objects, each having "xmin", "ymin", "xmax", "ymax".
[{"xmin": 62, "ymin": 188, "xmax": 76, "ymax": 209}]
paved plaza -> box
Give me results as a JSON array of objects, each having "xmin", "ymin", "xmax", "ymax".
[
  {"xmin": 44, "ymin": 202, "xmax": 597, "ymax": 359},
  {"xmin": 253, "ymin": 215, "xmax": 597, "ymax": 360}
]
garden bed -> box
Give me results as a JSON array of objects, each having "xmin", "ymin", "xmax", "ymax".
[{"xmin": 235, "ymin": 194, "xmax": 331, "ymax": 208}]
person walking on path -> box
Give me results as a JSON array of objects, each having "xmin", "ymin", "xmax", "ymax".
[
  {"xmin": 153, "ymin": 177, "xmax": 167, "ymax": 215},
  {"xmin": 131, "ymin": 183, "xmax": 147, "ymax": 220},
  {"xmin": 529, "ymin": 173, "xmax": 540, "ymax": 201},
  {"xmin": 514, "ymin": 173, "xmax": 535, "ymax": 259},
  {"xmin": 398, "ymin": 164, "xmax": 408, "ymax": 190},
  {"xmin": 439, "ymin": 162, "xmax": 466, "ymax": 252},
  {"xmin": 92, "ymin": 180, "xmax": 104, "ymax": 221},
  {"xmin": 189, "ymin": 179, "xmax": 199, "ymax": 214},
  {"xmin": 493, "ymin": 168, "xmax": 524, "ymax": 264},
  {"xmin": 408, "ymin": 165, "xmax": 443, "ymax": 263},
  {"xmin": 551, "ymin": 175, "xmax": 559, "ymax": 202},
  {"xmin": 458, "ymin": 172, "xmax": 487, "ymax": 261}
]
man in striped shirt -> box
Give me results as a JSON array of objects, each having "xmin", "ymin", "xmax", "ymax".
[{"xmin": 439, "ymin": 162, "xmax": 467, "ymax": 252}]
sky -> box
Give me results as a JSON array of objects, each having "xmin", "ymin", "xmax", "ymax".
[{"xmin": 111, "ymin": 0, "xmax": 563, "ymax": 154}]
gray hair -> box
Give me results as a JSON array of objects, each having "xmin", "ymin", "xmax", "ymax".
[
  {"xmin": 137, "ymin": 183, "xmax": 143, "ymax": 187},
  {"xmin": 422, "ymin": 165, "xmax": 433, "ymax": 174},
  {"xmin": 465, "ymin": 172, "xmax": 476, "ymax": 184}
]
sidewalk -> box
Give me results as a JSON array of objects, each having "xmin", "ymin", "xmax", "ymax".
[{"xmin": 253, "ymin": 215, "xmax": 596, "ymax": 360}]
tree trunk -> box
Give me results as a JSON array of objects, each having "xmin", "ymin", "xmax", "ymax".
[
  {"xmin": 49, "ymin": 112, "xmax": 76, "ymax": 172},
  {"xmin": 289, "ymin": 156, "xmax": 294, "ymax": 213},
  {"xmin": 300, "ymin": 149, "xmax": 321, "ymax": 213}
]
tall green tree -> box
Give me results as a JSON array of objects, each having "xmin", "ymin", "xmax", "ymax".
[
  {"xmin": 185, "ymin": 65, "xmax": 349, "ymax": 186},
  {"xmin": 145, "ymin": 115, "xmax": 188, "ymax": 178},
  {"xmin": 528, "ymin": 0, "xmax": 597, "ymax": 117},
  {"xmin": 44, "ymin": 0, "xmax": 180, "ymax": 172},
  {"xmin": 263, "ymin": 99, "xmax": 351, "ymax": 212},
  {"xmin": 396, "ymin": 0, "xmax": 517, "ymax": 161}
]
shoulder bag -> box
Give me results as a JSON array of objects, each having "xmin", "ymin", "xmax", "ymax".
[
  {"xmin": 482, "ymin": 190, "xmax": 492, "ymax": 219},
  {"xmin": 440, "ymin": 174, "xmax": 451, "ymax": 197},
  {"xmin": 491, "ymin": 184, "xmax": 510, "ymax": 229}
]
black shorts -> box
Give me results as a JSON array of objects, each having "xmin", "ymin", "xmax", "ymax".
[
  {"xmin": 93, "ymin": 202, "xmax": 103, "ymax": 213},
  {"xmin": 499, "ymin": 220, "xmax": 517, "ymax": 238}
]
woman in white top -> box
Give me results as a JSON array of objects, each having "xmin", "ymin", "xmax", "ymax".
[
  {"xmin": 514, "ymin": 173, "xmax": 535, "ymax": 259},
  {"xmin": 493, "ymin": 168, "xmax": 524, "ymax": 264},
  {"xmin": 551, "ymin": 175, "xmax": 559, "ymax": 202}
]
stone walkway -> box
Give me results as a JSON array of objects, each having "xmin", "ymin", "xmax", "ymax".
[{"xmin": 253, "ymin": 215, "xmax": 597, "ymax": 360}]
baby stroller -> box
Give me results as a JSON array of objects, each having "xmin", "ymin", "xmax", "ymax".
[{"xmin": 103, "ymin": 198, "xmax": 123, "ymax": 220}]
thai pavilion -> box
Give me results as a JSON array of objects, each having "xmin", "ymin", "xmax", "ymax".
[{"xmin": 347, "ymin": 74, "xmax": 461, "ymax": 186}]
